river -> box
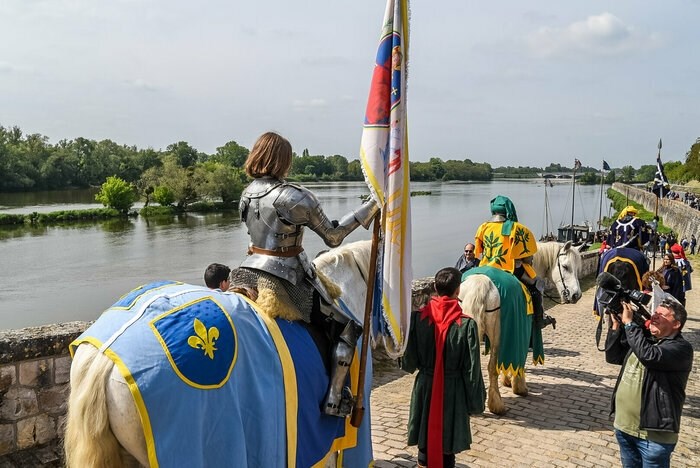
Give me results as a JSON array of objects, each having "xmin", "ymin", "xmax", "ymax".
[{"xmin": 0, "ymin": 180, "xmax": 609, "ymax": 329}]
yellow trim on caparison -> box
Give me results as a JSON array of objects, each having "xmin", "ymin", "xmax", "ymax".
[
  {"xmin": 71, "ymin": 337, "xmax": 159, "ymax": 468},
  {"xmin": 239, "ymin": 294, "xmax": 298, "ymax": 468},
  {"xmin": 113, "ymin": 281, "xmax": 183, "ymax": 311},
  {"xmin": 604, "ymin": 256, "xmax": 643, "ymax": 289},
  {"xmin": 148, "ymin": 295, "xmax": 238, "ymax": 390}
]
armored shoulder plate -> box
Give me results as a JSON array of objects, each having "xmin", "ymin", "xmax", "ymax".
[
  {"xmin": 273, "ymin": 184, "xmax": 320, "ymax": 225},
  {"xmin": 242, "ymin": 178, "xmax": 284, "ymax": 199}
]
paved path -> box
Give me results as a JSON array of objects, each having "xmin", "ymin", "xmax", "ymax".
[{"xmin": 370, "ymin": 275, "xmax": 700, "ymax": 467}]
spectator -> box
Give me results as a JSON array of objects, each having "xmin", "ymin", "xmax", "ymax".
[
  {"xmin": 402, "ymin": 267, "xmax": 485, "ymax": 468},
  {"xmin": 455, "ymin": 243, "xmax": 478, "ymax": 274},
  {"xmin": 690, "ymin": 234, "xmax": 697, "ymax": 255},
  {"xmin": 605, "ymin": 299, "xmax": 693, "ymax": 468},
  {"xmin": 657, "ymin": 253, "xmax": 685, "ymax": 306},
  {"xmin": 204, "ymin": 263, "xmax": 231, "ymax": 290}
]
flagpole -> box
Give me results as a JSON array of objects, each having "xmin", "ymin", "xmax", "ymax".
[
  {"xmin": 570, "ymin": 161, "xmax": 577, "ymax": 242},
  {"xmin": 351, "ymin": 210, "xmax": 381, "ymax": 428},
  {"xmin": 598, "ymin": 162, "xmax": 605, "ymax": 232},
  {"xmin": 653, "ymin": 139, "xmax": 662, "ymax": 270}
]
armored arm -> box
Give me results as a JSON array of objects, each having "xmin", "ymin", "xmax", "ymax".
[
  {"xmin": 308, "ymin": 198, "xmax": 379, "ymax": 247},
  {"xmin": 276, "ymin": 185, "xmax": 379, "ymax": 248}
]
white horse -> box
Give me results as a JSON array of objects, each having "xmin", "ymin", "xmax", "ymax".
[
  {"xmin": 458, "ymin": 241, "xmax": 583, "ymax": 415},
  {"xmin": 65, "ymin": 241, "xmax": 373, "ymax": 468}
]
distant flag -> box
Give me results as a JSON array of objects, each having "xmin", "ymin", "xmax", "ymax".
[
  {"xmin": 574, "ymin": 158, "xmax": 582, "ymax": 170},
  {"xmin": 359, "ymin": 0, "xmax": 412, "ymax": 358},
  {"xmin": 652, "ymin": 140, "xmax": 670, "ymax": 198},
  {"xmin": 602, "ymin": 160, "xmax": 611, "ymax": 171}
]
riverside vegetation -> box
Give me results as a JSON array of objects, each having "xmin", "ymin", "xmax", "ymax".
[{"xmin": 2, "ymin": 124, "xmax": 700, "ymax": 225}]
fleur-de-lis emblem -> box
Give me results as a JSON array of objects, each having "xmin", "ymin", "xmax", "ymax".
[{"xmin": 187, "ymin": 318, "xmax": 219, "ymax": 359}]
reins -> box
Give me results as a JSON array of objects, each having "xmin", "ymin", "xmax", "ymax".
[{"xmin": 543, "ymin": 251, "xmax": 572, "ymax": 304}]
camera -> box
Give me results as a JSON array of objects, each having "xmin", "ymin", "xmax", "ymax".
[{"xmin": 596, "ymin": 272, "xmax": 651, "ymax": 326}]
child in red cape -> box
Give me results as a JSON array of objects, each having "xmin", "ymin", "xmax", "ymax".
[{"xmin": 402, "ymin": 267, "xmax": 485, "ymax": 468}]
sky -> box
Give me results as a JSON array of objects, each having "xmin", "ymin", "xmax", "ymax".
[{"xmin": 1, "ymin": 0, "xmax": 699, "ymax": 168}]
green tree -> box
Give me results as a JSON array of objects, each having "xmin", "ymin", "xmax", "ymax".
[
  {"xmin": 166, "ymin": 141, "xmax": 200, "ymax": 168},
  {"xmin": 619, "ymin": 165, "xmax": 636, "ymax": 183},
  {"xmin": 140, "ymin": 156, "xmax": 198, "ymax": 209},
  {"xmin": 153, "ymin": 186, "xmax": 175, "ymax": 206},
  {"xmin": 684, "ymin": 138, "xmax": 700, "ymax": 180},
  {"xmin": 195, "ymin": 162, "xmax": 245, "ymax": 204},
  {"xmin": 95, "ymin": 176, "xmax": 137, "ymax": 213},
  {"xmin": 604, "ymin": 171, "xmax": 616, "ymax": 184},
  {"xmin": 214, "ymin": 141, "xmax": 249, "ymax": 168},
  {"xmin": 634, "ymin": 164, "xmax": 656, "ymax": 183}
]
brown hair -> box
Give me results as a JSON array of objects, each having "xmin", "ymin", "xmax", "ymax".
[
  {"xmin": 244, "ymin": 132, "xmax": 293, "ymax": 179},
  {"xmin": 641, "ymin": 270, "xmax": 665, "ymax": 291}
]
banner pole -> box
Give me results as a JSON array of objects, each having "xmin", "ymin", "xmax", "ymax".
[{"xmin": 351, "ymin": 210, "xmax": 382, "ymax": 428}]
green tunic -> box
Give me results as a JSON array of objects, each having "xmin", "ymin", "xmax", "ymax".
[{"xmin": 401, "ymin": 310, "xmax": 486, "ymax": 453}]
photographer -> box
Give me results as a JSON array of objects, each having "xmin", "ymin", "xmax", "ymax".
[{"xmin": 605, "ymin": 299, "xmax": 693, "ymax": 467}]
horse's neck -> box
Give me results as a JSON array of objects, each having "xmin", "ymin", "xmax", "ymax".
[{"xmin": 535, "ymin": 243, "xmax": 557, "ymax": 279}]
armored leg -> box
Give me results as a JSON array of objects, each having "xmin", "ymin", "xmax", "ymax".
[
  {"xmin": 323, "ymin": 319, "xmax": 363, "ymax": 417},
  {"xmin": 529, "ymin": 286, "xmax": 555, "ymax": 329}
]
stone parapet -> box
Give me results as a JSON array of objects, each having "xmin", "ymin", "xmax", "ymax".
[
  {"xmin": 0, "ymin": 322, "xmax": 89, "ymax": 458},
  {"xmin": 612, "ymin": 183, "xmax": 700, "ymax": 236}
]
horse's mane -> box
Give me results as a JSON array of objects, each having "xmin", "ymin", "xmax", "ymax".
[
  {"xmin": 534, "ymin": 241, "xmax": 582, "ymax": 276},
  {"xmin": 314, "ymin": 240, "xmax": 372, "ymax": 281}
]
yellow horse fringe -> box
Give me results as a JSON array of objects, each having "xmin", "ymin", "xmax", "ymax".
[
  {"xmin": 65, "ymin": 346, "xmax": 124, "ymax": 468},
  {"xmin": 255, "ymin": 270, "xmax": 342, "ymax": 321}
]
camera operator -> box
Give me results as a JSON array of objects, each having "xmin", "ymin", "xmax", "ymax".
[{"xmin": 605, "ymin": 298, "xmax": 693, "ymax": 467}]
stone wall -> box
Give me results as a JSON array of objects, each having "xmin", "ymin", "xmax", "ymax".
[
  {"xmin": 0, "ymin": 251, "xmax": 598, "ymax": 461},
  {"xmin": 0, "ymin": 322, "xmax": 89, "ymax": 459},
  {"xmin": 612, "ymin": 182, "xmax": 700, "ymax": 236}
]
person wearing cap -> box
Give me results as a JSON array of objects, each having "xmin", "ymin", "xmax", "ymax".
[
  {"xmin": 607, "ymin": 205, "xmax": 649, "ymax": 250},
  {"xmin": 474, "ymin": 195, "xmax": 555, "ymax": 329}
]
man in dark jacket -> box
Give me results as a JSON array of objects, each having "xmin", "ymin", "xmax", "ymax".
[{"xmin": 605, "ymin": 297, "xmax": 693, "ymax": 467}]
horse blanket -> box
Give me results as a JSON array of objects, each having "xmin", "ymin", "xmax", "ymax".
[
  {"xmin": 70, "ymin": 281, "xmax": 372, "ymax": 468},
  {"xmin": 463, "ymin": 267, "xmax": 544, "ymax": 377}
]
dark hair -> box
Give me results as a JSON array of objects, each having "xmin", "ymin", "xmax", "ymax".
[
  {"xmin": 663, "ymin": 253, "xmax": 676, "ymax": 265},
  {"xmin": 434, "ymin": 267, "xmax": 461, "ymax": 297},
  {"xmin": 244, "ymin": 132, "xmax": 293, "ymax": 179},
  {"xmin": 204, "ymin": 263, "xmax": 231, "ymax": 289},
  {"xmin": 659, "ymin": 299, "xmax": 688, "ymax": 329}
]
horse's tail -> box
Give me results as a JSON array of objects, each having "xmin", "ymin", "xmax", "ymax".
[
  {"xmin": 65, "ymin": 344, "xmax": 124, "ymax": 468},
  {"xmin": 459, "ymin": 274, "xmax": 498, "ymax": 344}
]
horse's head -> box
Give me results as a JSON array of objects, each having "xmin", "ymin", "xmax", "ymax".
[{"xmin": 536, "ymin": 241, "xmax": 583, "ymax": 304}]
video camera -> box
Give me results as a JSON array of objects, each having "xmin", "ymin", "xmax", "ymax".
[{"xmin": 596, "ymin": 272, "xmax": 652, "ymax": 327}]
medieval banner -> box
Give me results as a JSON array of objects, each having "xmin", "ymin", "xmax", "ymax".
[{"xmin": 359, "ymin": 0, "xmax": 412, "ymax": 358}]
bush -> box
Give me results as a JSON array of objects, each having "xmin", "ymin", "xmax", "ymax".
[
  {"xmin": 0, "ymin": 214, "xmax": 26, "ymax": 225},
  {"xmin": 95, "ymin": 176, "xmax": 138, "ymax": 213},
  {"xmin": 153, "ymin": 186, "xmax": 176, "ymax": 206}
]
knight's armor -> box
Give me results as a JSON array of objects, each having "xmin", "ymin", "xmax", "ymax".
[{"xmin": 239, "ymin": 177, "xmax": 379, "ymax": 416}]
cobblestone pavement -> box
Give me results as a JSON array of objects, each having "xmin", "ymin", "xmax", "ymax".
[{"xmin": 370, "ymin": 275, "xmax": 700, "ymax": 468}]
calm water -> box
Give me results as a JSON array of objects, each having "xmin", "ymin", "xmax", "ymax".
[{"xmin": 0, "ymin": 180, "xmax": 609, "ymax": 329}]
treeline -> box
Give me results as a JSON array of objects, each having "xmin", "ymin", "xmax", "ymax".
[
  {"xmin": 0, "ymin": 125, "xmax": 493, "ymax": 200},
  {"xmin": 2, "ymin": 124, "xmax": 699, "ymax": 197}
]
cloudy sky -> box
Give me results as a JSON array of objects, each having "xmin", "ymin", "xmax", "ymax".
[{"xmin": 1, "ymin": 0, "xmax": 698, "ymax": 168}]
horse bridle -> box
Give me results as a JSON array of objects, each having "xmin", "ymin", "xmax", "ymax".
[{"xmin": 543, "ymin": 251, "xmax": 572, "ymax": 304}]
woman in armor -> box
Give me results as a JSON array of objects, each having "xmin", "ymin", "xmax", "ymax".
[{"xmin": 236, "ymin": 132, "xmax": 379, "ymax": 416}]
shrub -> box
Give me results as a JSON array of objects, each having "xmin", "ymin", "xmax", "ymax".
[{"xmin": 95, "ymin": 176, "xmax": 138, "ymax": 213}]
